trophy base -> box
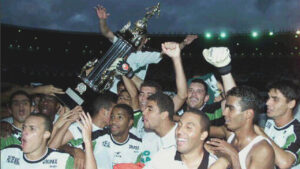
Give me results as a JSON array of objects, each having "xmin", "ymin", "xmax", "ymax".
[{"xmin": 56, "ymin": 88, "xmax": 84, "ymax": 109}]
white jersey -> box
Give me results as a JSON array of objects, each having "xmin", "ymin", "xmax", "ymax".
[
  {"xmin": 109, "ymin": 37, "xmax": 161, "ymax": 94},
  {"xmin": 227, "ymin": 134, "xmax": 270, "ymax": 169},
  {"xmin": 139, "ymin": 124, "xmax": 177, "ymax": 164},
  {"xmin": 264, "ymin": 119, "xmax": 300, "ymax": 169},
  {"xmin": 68, "ymin": 122, "xmax": 102, "ymax": 148},
  {"xmin": 68, "ymin": 122, "xmax": 101, "ymax": 140},
  {"xmin": 1, "ymin": 145, "xmax": 74, "ymax": 169},
  {"xmin": 144, "ymin": 148, "xmax": 217, "ymax": 169},
  {"xmin": 92, "ymin": 129, "xmax": 142, "ymax": 169}
]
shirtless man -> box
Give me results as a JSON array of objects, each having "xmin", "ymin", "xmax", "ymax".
[{"xmin": 207, "ymin": 86, "xmax": 275, "ymax": 169}]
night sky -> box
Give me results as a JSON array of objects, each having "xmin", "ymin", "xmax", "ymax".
[{"xmin": 1, "ymin": 0, "xmax": 300, "ymax": 34}]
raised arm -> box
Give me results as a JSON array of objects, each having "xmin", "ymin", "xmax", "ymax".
[
  {"xmin": 203, "ymin": 47, "xmax": 236, "ymax": 93},
  {"xmin": 161, "ymin": 42, "xmax": 187, "ymax": 112},
  {"xmin": 209, "ymin": 125, "xmax": 230, "ymax": 139},
  {"xmin": 122, "ymin": 76, "xmax": 140, "ymax": 111},
  {"xmin": 95, "ymin": 5, "xmax": 115, "ymax": 42},
  {"xmin": 179, "ymin": 34, "xmax": 198, "ymax": 50},
  {"xmin": 48, "ymin": 106, "xmax": 81, "ymax": 148},
  {"xmin": 77, "ymin": 112, "xmax": 97, "ymax": 169}
]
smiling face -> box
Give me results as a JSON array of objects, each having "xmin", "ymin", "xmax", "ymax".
[
  {"xmin": 109, "ymin": 107, "xmax": 132, "ymax": 138},
  {"xmin": 187, "ymin": 82, "xmax": 209, "ymax": 109},
  {"xmin": 21, "ymin": 116, "xmax": 49, "ymax": 154},
  {"xmin": 38, "ymin": 95, "xmax": 59, "ymax": 121},
  {"xmin": 176, "ymin": 112, "xmax": 207, "ymax": 154}
]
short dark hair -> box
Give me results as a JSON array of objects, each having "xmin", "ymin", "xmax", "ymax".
[
  {"xmin": 267, "ymin": 80, "xmax": 299, "ymax": 103},
  {"xmin": 140, "ymin": 81, "xmax": 162, "ymax": 93},
  {"xmin": 184, "ymin": 108, "xmax": 210, "ymax": 132},
  {"xmin": 227, "ymin": 86, "xmax": 264, "ymax": 119},
  {"xmin": 28, "ymin": 113, "xmax": 53, "ymax": 134},
  {"xmin": 91, "ymin": 94, "xmax": 115, "ymax": 117},
  {"xmin": 189, "ymin": 79, "xmax": 208, "ymax": 95},
  {"xmin": 9, "ymin": 90, "xmax": 32, "ymax": 107},
  {"xmin": 113, "ymin": 104, "xmax": 134, "ymax": 120},
  {"xmin": 147, "ymin": 92, "xmax": 174, "ymax": 120},
  {"xmin": 40, "ymin": 94, "xmax": 59, "ymax": 104},
  {"xmin": 117, "ymin": 80, "xmax": 125, "ymax": 91}
]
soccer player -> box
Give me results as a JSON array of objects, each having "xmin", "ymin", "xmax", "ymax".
[
  {"xmin": 255, "ymin": 80, "xmax": 300, "ymax": 169},
  {"xmin": 144, "ymin": 109, "xmax": 219, "ymax": 169},
  {"xmin": 1, "ymin": 113, "xmax": 74, "ymax": 169},
  {"xmin": 207, "ymin": 86, "xmax": 275, "ymax": 169},
  {"xmin": 92, "ymin": 104, "xmax": 142, "ymax": 169},
  {"xmin": 1, "ymin": 90, "xmax": 32, "ymax": 149}
]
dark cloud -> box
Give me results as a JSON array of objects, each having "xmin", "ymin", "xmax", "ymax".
[{"xmin": 1, "ymin": 0, "xmax": 299, "ymax": 33}]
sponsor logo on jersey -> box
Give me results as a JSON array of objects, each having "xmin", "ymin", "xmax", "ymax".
[
  {"xmin": 7, "ymin": 156, "xmax": 20, "ymax": 165},
  {"xmin": 43, "ymin": 159, "xmax": 58, "ymax": 164},
  {"xmin": 129, "ymin": 145, "xmax": 140, "ymax": 151},
  {"xmin": 43, "ymin": 159, "xmax": 58, "ymax": 168}
]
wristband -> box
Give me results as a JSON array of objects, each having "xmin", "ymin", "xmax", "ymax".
[
  {"xmin": 218, "ymin": 64, "xmax": 232, "ymax": 75},
  {"xmin": 126, "ymin": 69, "xmax": 135, "ymax": 79}
]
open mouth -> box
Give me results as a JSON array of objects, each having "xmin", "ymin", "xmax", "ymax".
[
  {"xmin": 110, "ymin": 125, "xmax": 119, "ymax": 132},
  {"xmin": 176, "ymin": 138, "xmax": 187, "ymax": 146},
  {"xmin": 21, "ymin": 138, "xmax": 27, "ymax": 148},
  {"xmin": 19, "ymin": 109, "xmax": 26, "ymax": 115}
]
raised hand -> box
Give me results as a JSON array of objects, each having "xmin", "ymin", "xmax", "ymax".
[
  {"xmin": 183, "ymin": 34, "xmax": 198, "ymax": 46},
  {"xmin": 203, "ymin": 47, "xmax": 231, "ymax": 68},
  {"xmin": 161, "ymin": 42, "xmax": 181, "ymax": 59},
  {"xmin": 53, "ymin": 106, "xmax": 73, "ymax": 129},
  {"xmin": 77, "ymin": 112, "xmax": 93, "ymax": 144},
  {"xmin": 35, "ymin": 85, "xmax": 64, "ymax": 95},
  {"xmin": 95, "ymin": 5, "xmax": 110, "ymax": 20}
]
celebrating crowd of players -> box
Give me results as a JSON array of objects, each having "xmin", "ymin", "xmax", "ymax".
[{"xmin": 1, "ymin": 4, "xmax": 300, "ymax": 169}]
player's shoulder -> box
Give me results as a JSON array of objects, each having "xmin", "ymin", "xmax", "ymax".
[
  {"xmin": 251, "ymin": 138, "xmax": 274, "ymax": 157},
  {"xmin": 129, "ymin": 132, "xmax": 142, "ymax": 143},
  {"xmin": 48, "ymin": 148, "xmax": 72, "ymax": 157},
  {"xmin": 1, "ymin": 144, "xmax": 22, "ymax": 151},
  {"xmin": 91, "ymin": 128, "xmax": 110, "ymax": 140}
]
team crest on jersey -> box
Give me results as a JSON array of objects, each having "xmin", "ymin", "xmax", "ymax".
[
  {"xmin": 6, "ymin": 156, "xmax": 20, "ymax": 165},
  {"xmin": 102, "ymin": 141, "xmax": 110, "ymax": 148},
  {"xmin": 265, "ymin": 121, "xmax": 271, "ymax": 129}
]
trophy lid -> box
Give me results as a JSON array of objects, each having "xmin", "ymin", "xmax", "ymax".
[{"xmin": 133, "ymin": 3, "xmax": 160, "ymax": 34}]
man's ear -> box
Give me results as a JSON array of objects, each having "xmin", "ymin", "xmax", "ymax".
[
  {"xmin": 288, "ymin": 100, "xmax": 296, "ymax": 110},
  {"xmin": 161, "ymin": 111, "xmax": 169, "ymax": 120},
  {"xmin": 204, "ymin": 95, "xmax": 210, "ymax": 103},
  {"xmin": 8, "ymin": 106, "xmax": 12, "ymax": 115},
  {"xmin": 200, "ymin": 131, "xmax": 208, "ymax": 141},
  {"xmin": 128, "ymin": 119, "xmax": 134, "ymax": 128},
  {"xmin": 244, "ymin": 109, "xmax": 254, "ymax": 119},
  {"xmin": 30, "ymin": 105, "xmax": 34, "ymax": 113},
  {"xmin": 44, "ymin": 131, "xmax": 51, "ymax": 140}
]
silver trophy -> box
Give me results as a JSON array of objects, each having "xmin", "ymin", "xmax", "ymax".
[{"xmin": 57, "ymin": 3, "xmax": 160, "ymax": 108}]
